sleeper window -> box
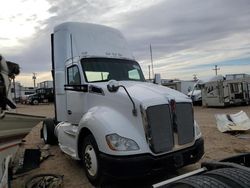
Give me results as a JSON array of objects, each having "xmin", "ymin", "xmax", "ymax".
[{"xmin": 67, "ymin": 66, "xmax": 81, "ymax": 85}]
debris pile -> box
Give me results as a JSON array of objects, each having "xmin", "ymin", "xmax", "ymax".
[
  {"xmin": 25, "ymin": 174, "xmax": 63, "ymax": 188},
  {"xmin": 215, "ymin": 111, "xmax": 250, "ymax": 132}
]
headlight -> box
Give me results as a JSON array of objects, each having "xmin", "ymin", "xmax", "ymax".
[
  {"xmin": 106, "ymin": 133, "xmax": 140, "ymax": 151},
  {"xmin": 194, "ymin": 121, "xmax": 202, "ymax": 139}
]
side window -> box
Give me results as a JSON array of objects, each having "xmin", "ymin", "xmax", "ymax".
[
  {"xmin": 67, "ymin": 66, "xmax": 81, "ymax": 85},
  {"xmin": 128, "ymin": 69, "xmax": 140, "ymax": 80}
]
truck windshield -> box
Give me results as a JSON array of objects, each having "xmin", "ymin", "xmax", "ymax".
[{"xmin": 81, "ymin": 58, "xmax": 145, "ymax": 83}]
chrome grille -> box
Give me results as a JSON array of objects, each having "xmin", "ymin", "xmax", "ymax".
[
  {"xmin": 145, "ymin": 102, "xmax": 194, "ymax": 154},
  {"xmin": 146, "ymin": 104, "xmax": 174, "ymax": 153},
  {"xmin": 175, "ymin": 103, "xmax": 194, "ymax": 145}
]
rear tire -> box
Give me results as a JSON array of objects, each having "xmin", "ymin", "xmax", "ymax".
[
  {"xmin": 81, "ymin": 134, "xmax": 102, "ymax": 186},
  {"xmin": 42, "ymin": 118, "xmax": 57, "ymax": 145},
  {"xmin": 205, "ymin": 168, "xmax": 250, "ymax": 188},
  {"xmin": 168, "ymin": 175, "xmax": 230, "ymax": 188},
  {"xmin": 169, "ymin": 167, "xmax": 250, "ymax": 188}
]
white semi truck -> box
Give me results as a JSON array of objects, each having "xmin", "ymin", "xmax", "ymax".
[{"xmin": 42, "ymin": 22, "xmax": 204, "ymax": 185}]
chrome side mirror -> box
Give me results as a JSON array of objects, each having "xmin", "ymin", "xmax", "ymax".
[
  {"xmin": 107, "ymin": 80, "xmax": 120, "ymax": 92},
  {"xmin": 154, "ymin": 73, "xmax": 161, "ymax": 84}
]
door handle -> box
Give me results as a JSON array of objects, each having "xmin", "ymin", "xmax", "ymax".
[{"xmin": 67, "ymin": 110, "xmax": 72, "ymax": 115}]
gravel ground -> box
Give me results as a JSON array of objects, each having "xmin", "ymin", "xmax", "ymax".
[{"xmin": 11, "ymin": 104, "xmax": 250, "ymax": 187}]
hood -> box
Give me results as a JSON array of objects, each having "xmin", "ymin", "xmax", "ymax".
[{"xmin": 94, "ymin": 81, "xmax": 191, "ymax": 107}]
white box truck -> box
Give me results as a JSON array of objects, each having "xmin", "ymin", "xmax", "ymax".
[
  {"xmin": 42, "ymin": 22, "xmax": 204, "ymax": 185},
  {"xmin": 188, "ymin": 81, "xmax": 202, "ymax": 105}
]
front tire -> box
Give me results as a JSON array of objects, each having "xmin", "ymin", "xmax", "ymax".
[
  {"xmin": 82, "ymin": 134, "xmax": 102, "ymax": 186},
  {"xmin": 42, "ymin": 118, "xmax": 57, "ymax": 145}
]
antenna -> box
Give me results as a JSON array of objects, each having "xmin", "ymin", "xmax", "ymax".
[
  {"xmin": 70, "ymin": 34, "xmax": 74, "ymax": 64},
  {"xmin": 148, "ymin": 65, "xmax": 151, "ymax": 80},
  {"xmin": 150, "ymin": 44, "xmax": 154, "ymax": 76}
]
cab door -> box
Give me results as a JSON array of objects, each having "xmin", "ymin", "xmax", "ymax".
[{"xmin": 65, "ymin": 64, "xmax": 87, "ymax": 124}]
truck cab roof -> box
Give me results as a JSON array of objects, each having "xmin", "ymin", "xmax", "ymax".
[{"xmin": 54, "ymin": 22, "xmax": 134, "ymax": 67}]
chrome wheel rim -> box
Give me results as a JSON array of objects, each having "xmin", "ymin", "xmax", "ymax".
[{"xmin": 84, "ymin": 145, "xmax": 98, "ymax": 176}]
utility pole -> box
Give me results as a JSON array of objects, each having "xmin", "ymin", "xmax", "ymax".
[
  {"xmin": 148, "ymin": 65, "xmax": 151, "ymax": 80},
  {"xmin": 150, "ymin": 44, "xmax": 154, "ymax": 77},
  {"xmin": 213, "ymin": 65, "xmax": 220, "ymax": 75},
  {"xmin": 32, "ymin": 73, "xmax": 37, "ymax": 88},
  {"xmin": 193, "ymin": 74, "xmax": 198, "ymax": 81}
]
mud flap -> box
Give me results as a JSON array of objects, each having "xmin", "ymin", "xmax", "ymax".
[{"xmin": 6, "ymin": 98, "xmax": 16, "ymax": 109}]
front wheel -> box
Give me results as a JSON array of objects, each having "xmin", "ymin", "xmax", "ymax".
[{"xmin": 82, "ymin": 134, "xmax": 102, "ymax": 186}]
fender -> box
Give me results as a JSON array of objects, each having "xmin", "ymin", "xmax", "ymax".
[{"xmin": 76, "ymin": 105, "xmax": 149, "ymax": 158}]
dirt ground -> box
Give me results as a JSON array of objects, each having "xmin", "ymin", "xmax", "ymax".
[{"xmin": 11, "ymin": 104, "xmax": 250, "ymax": 188}]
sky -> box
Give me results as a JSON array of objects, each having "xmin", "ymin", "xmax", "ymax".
[{"xmin": 1, "ymin": 0, "xmax": 250, "ymax": 86}]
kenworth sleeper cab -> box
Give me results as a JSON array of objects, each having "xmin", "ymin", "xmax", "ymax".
[{"xmin": 42, "ymin": 22, "xmax": 204, "ymax": 185}]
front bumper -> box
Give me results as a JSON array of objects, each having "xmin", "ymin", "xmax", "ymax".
[{"xmin": 100, "ymin": 138, "xmax": 204, "ymax": 178}]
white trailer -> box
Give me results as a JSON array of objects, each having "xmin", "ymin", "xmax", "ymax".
[
  {"xmin": 162, "ymin": 80, "xmax": 195, "ymax": 95},
  {"xmin": 42, "ymin": 22, "xmax": 204, "ymax": 185},
  {"xmin": 201, "ymin": 75, "xmax": 250, "ymax": 107}
]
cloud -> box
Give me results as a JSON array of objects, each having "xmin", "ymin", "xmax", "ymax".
[
  {"xmin": 16, "ymin": 71, "xmax": 52, "ymax": 86},
  {"xmin": 0, "ymin": 0, "xmax": 52, "ymax": 48},
  {"xmin": 1, "ymin": 0, "xmax": 250, "ymax": 86},
  {"xmin": 116, "ymin": 0, "xmax": 250, "ymax": 79},
  {"xmin": 2, "ymin": 0, "xmax": 164, "ymax": 79},
  {"xmin": 121, "ymin": 0, "xmax": 250, "ymax": 54}
]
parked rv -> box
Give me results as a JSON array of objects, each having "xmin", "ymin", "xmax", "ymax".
[
  {"xmin": 201, "ymin": 75, "xmax": 250, "ymax": 107},
  {"xmin": 41, "ymin": 22, "xmax": 204, "ymax": 185}
]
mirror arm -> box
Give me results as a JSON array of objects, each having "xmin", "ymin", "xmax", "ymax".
[
  {"xmin": 119, "ymin": 85, "xmax": 137, "ymax": 116},
  {"xmin": 107, "ymin": 80, "xmax": 137, "ymax": 116}
]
